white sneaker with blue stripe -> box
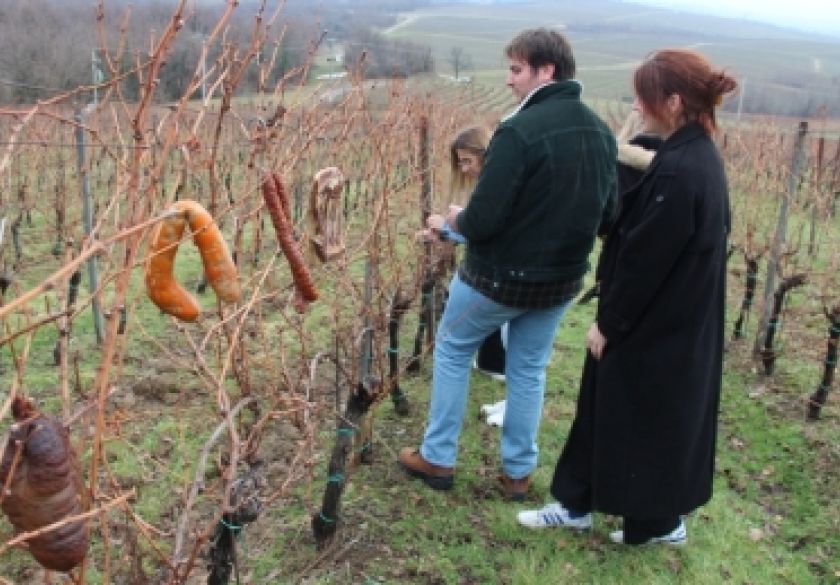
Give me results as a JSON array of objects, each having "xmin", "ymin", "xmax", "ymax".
[
  {"xmin": 516, "ymin": 501, "xmax": 592, "ymax": 530},
  {"xmin": 609, "ymin": 519, "xmax": 687, "ymax": 546},
  {"xmin": 480, "ymin": 399, "xmax": 506, "ymax": 418}
]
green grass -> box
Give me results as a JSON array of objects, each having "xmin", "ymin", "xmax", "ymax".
[
  {"xmin": 4, "ymin": 185, "xmax": 839, "ymax": 582},
  {"xmin": 244, "ymin": 250, "xmax": 839, "ymax": 583}
]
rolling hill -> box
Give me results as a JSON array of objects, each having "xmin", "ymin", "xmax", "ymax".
[{"xmin": 382, "ymin": 0, "xmax": 840, "ymax": 116}]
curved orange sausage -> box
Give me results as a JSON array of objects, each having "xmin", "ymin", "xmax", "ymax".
[{"xmin": 144, "ymin": 200, "xmax": 240, "ymax": 321}]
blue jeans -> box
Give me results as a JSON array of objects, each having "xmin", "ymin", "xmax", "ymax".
[{"xmin": 420, "ymin": 273, "xmax": 572, "ymax": 479}]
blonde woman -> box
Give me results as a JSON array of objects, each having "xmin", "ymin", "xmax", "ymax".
[{"xmin": 423, "ymin": 126, "xmax": 508, "ymax": 396}]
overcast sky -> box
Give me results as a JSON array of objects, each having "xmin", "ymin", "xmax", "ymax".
[{"xmin": 626, "ymin": 0, "xmax": 840, "ymax": 37}]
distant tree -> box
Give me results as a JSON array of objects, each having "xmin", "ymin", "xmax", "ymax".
[
  {"xmin": 343, "ymin": 27, "xmax": 433, "ymax": 79},
  {"xmin": 448, "ymin": 46, "xmax": 472, "ymax": 80}
]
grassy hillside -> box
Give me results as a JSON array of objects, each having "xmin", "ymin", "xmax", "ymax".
[{"xmin": 382, "ymin": 0, "xmax": 840, "ymax": 113}]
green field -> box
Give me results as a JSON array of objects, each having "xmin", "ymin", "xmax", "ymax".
[{"xmin": 382, "ymin": 1, "xmax": 840, "ymax": 111}]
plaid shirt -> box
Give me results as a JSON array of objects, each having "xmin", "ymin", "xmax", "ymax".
[{"xmin": 458, "ymin": 261, "xmax": 583, "ymax": 309}]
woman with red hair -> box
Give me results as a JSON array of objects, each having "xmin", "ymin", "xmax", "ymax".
[{"xmin": 518, "ymin": 50, "xmax": 737, "ymax": 546}]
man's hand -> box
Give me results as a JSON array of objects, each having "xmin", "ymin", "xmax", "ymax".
[
  {"xmin": 415, "ymin": 213, "xmax": 452, "ymax": 243},
  {"xmin": 445, "ymin": 205, "xmax": 464, "ymax": 233},
  {"xmin": 414, "ymin": 213, "xmax": 446, "ymax": 242},
  {"xmin": 586, "ymin": 322, "xmax": 607, "ymax": 359}
]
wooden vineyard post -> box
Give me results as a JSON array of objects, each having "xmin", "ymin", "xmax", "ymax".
[
  {"xmin": 755, "ymin": 122, "xmax": 808, "ymax": 355},
  {"xmin": 54, "ymin": 243, "xmax": 81, "ymax": 418},
  {"xmin": 74, "ymin": 108, "xmax": 105, "ymax": 344},
  {"xmin": 408, "ymin": 113, "xmax": 434, "ymax": 372},
  {"xmin": 809, "ymin": 136, "xmax": 824, "ymax": 257},
  {"xmin": 356, "ymin": 257, "xmax": 376, "ymax": 465},
  {"xmin": 0, "ymin": 217, "xmax": 9, "ymax": 304}
]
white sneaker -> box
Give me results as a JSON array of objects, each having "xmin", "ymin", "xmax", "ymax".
[
  {"xmin": 517, "ymin": 502, "xmax": 592, "ymax": 530},
  {"xmin": 480, "ymin": 399, "xmax": 506, "ymax": 417},
  {"xmin": 609, "ymin": 519, "xmax": 687, "ymax": 546},
  {"xmin": 486, "ymin": 410, "xmax": 504, "ymax": 427}
]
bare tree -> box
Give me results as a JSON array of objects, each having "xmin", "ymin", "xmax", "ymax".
[{"xmin": 449, "ymin": 46, "xmax": 472, "ymax": 80}]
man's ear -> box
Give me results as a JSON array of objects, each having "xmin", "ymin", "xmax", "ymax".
[{"xmin": 537, "ymin": 63, "xmax": 556, "ymax": 83}]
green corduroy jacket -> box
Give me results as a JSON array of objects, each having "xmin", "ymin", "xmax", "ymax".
[{"xmin": 457, "ymin": 80, "xmax": 617, "ymax": 284}]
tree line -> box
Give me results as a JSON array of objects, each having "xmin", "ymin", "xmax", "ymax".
[{"xmin": 0, "ymin": 0, "xmax": 435, "ymax": 105}]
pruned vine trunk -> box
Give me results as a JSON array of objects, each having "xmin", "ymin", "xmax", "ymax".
[
  {"xmin": 311, "ymin": 377, "xmax": 378, "ymax": 548},
  {"xmin": 807, "ymin": 304, "xmax": 840, "ymax": 420},
  {"xmin": 761, "ymin": 273, "xmax": 807, "ymax": 375},
  {"xmin": 733, "ymin": 256, "xmax": 760, "ymax": 339},
  {"xmin": 206, "ymin": 472, "xmax": 262, "ymax": 585},
  {"xmin": 388, "ymin": 288, "xmax": 412, "ymax": 415}
]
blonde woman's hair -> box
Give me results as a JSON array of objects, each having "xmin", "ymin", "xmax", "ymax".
[{"xmin": 449, "ymin": 125, "xmax": 492, "ymax": 195}]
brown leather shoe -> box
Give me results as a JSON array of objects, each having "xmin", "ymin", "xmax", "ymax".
[
  {"xmin": 500, "ymin": 473, "xmax": 530, "ymax": 501},
  {"xmin": 398, "ymin": 447, "xmax": 454, "ymax": 491}
]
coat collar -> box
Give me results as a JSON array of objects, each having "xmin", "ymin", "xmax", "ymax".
[
  {"xmin": 659, "ymin": 121, "xmax": 707, "ymax": 152},
  {"xmin": 524, "ymin": 79, "xmax": 582, "ymax": 108},
  {"xmin": 502, "ymin": 80, "xmax": 582, "ymax": 121},
  {"xmin": 644, "ymin": 121, "xmax": 707, "ymax": 175}
]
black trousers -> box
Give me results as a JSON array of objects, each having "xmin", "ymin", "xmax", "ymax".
[
  {"xmin": 622, "ymin": 516, "xmax": 681, "ymax": 544},
  {"xmin": 475, "ymin": 328, "xmax": 505, "ymax": 374}
]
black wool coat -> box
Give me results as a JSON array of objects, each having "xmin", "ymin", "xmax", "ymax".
[{"xmin": 552, "ymin": 122, "xmax": 730, "ymax": 518}]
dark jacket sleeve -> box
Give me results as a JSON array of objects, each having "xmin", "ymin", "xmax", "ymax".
[
  {"xmin": 456, "ymin": 126, "xmax": 526, "ymax": 242},
  {"xmin": 596, "ymin": 167, "xmax": 696, "ymax": 344}
]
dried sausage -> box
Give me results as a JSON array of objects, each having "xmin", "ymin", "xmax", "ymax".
[
  {"xmin": 261, "ymin": 173, "xmax": 319, "ymax": 302},
  {"xmin": 145, "ymin": 200, "xmax": 240, "ymax": 321},
  {"xmin": 0, "ymin": 396, "xmax": 89, "ymax": 572}
]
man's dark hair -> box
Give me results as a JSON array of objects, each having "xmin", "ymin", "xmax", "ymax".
[{"xmin": 505, "ymin": 28, "xmax": 575, "ymax": 81}]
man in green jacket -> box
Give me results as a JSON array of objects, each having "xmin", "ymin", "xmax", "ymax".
[{"xmin": 399, "ymin": 28, "xmax": 617, "ymax": 501}]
